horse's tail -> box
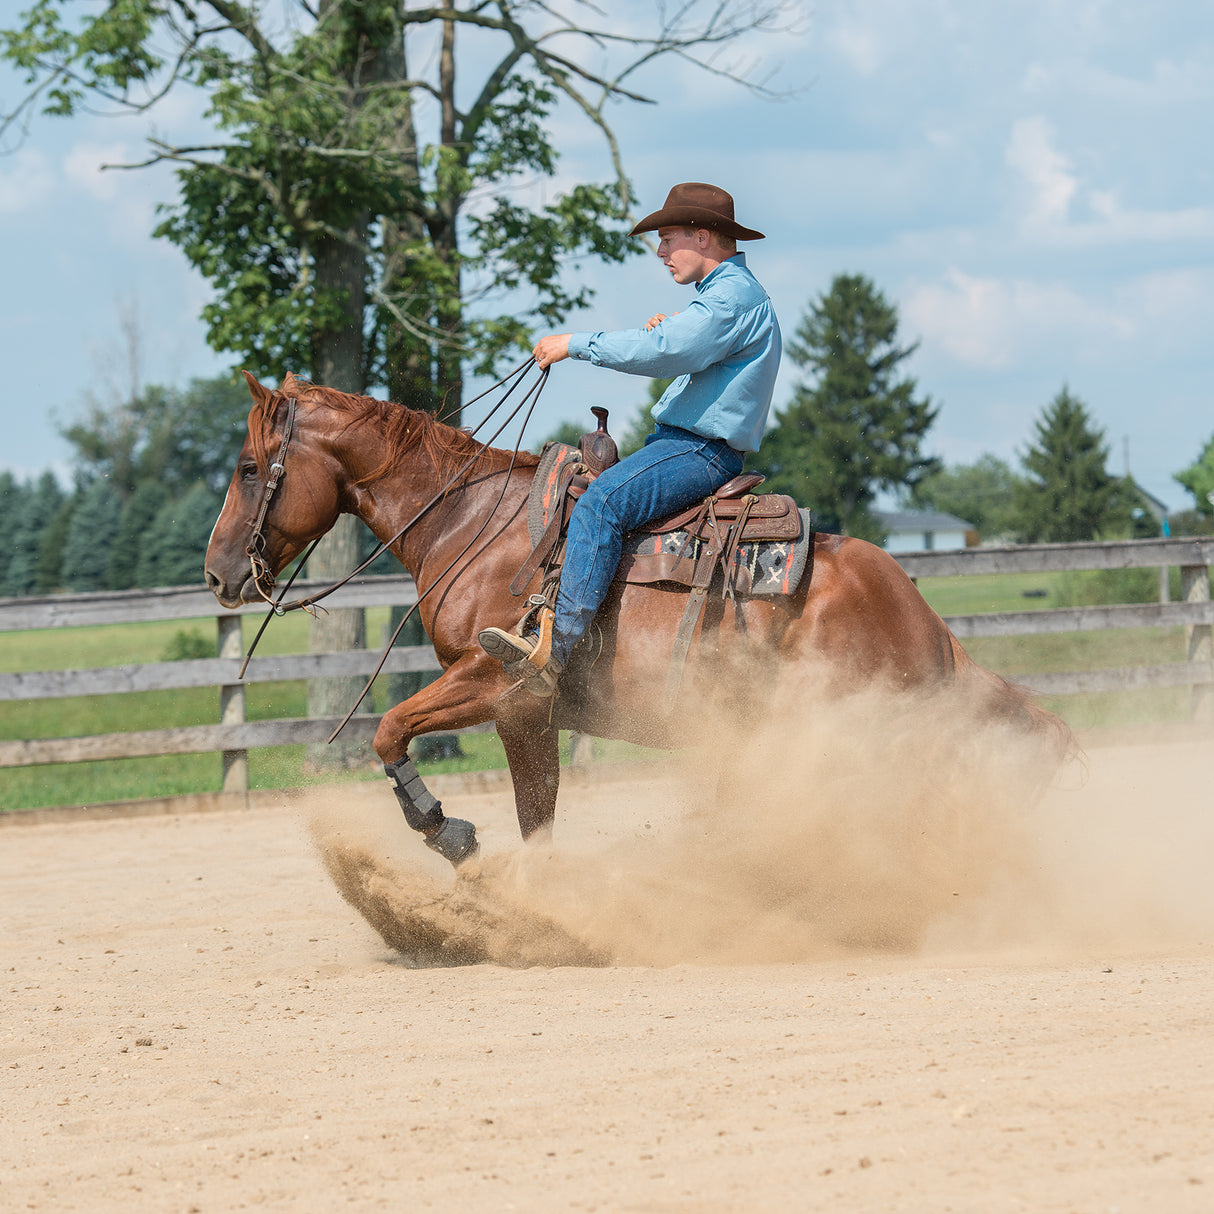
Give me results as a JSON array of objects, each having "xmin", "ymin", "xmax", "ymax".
[{"xmin": 949, "ymin": 634, "xmax": 1078, "ymax": 766}]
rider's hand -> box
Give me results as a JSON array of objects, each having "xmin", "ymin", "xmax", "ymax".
[
  {"xmin": 645, "ymin": 313, "xmax": 669, "ymax": 330},
  {"xmin": 533, "ymin": 334, "xmax": 571, "ymax": 369}
]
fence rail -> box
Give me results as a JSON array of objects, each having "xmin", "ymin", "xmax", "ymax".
[{"xmin": 2, "ymin": 539, "xmax": 1211, "ymax": 792}]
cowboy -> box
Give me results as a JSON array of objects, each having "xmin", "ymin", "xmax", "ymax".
[{"xmin": 479, "ymin": 182, "xmax": 782, "ymax": 695}]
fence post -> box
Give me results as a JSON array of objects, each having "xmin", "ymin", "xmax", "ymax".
[
  {"xmin": 217, "ymin": 614, "xmax": 249, "ymax": 794},
  {"xmin": 1180, "ymin": 564, "xmax": 1213, "ymax": 724}
]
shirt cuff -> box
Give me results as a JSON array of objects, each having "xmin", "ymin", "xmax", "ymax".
[{"xmin": 566, "ymin": 332, "xmax": 593, "ymax": 362}]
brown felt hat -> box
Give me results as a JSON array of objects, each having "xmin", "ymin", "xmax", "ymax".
[{"xmin": 629, "ymin": 182, "xmax": 765, "ymax": 241}]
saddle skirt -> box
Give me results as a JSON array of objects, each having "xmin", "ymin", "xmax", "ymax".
[{"xmin": 525, "ymin": 442, "xmax": 812, "ymax": 598}]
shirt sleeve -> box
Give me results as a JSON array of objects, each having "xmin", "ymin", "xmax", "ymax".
[{"xmin": 567, "ymin": 293, "xmax": 741, "ymax": 378}]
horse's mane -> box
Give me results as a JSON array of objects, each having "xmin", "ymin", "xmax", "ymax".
[{"xmin": 252, "ymin": 377, "xmax": 540, "ymax": 485}]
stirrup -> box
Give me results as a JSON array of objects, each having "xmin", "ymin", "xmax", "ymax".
[{"xmin": 479, "ymin": 609, "xmax": 561, "ymax": 698}]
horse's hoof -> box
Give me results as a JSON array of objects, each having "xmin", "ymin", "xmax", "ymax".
[{"xmin": 425, "ymin": 817, "xmax": 480, "ymax": 867}]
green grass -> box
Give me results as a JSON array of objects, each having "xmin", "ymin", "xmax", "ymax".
[{"xmin": 2, "ymin": 568, "xmax": 1206, "ymax": 810}]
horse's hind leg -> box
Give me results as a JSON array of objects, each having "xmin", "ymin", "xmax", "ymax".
[{"xmin": 496, "ymin": 715, "xmax": 561, "ymax": 840}]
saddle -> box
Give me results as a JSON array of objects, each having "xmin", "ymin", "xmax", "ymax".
[{"xmin": 512, "ymin": 413, "xmax": 811, "ymax": 710}]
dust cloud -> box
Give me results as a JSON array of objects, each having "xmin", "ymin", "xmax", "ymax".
[{"xmin": 309, "ymin": 686, "xmax": 1214, "ymax": 969}]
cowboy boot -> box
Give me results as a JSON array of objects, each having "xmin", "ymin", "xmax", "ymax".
[{"xmin": 479, "ymin": 608, "xmax": 562, "ymax": 698}]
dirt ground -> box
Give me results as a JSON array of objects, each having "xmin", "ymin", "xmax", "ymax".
[{"xmin": 4, "ymin": 730, "xmax": 1214, "ymax": 1213}]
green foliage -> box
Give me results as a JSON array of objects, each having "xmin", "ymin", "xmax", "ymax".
[
  {"xmin": 159, "ymin": 628, "xmax": 214, "ymax": 661},
  {"xmin": 2, "ymin": 2, "xmax": 786, "ymax": 418},
  {"xmin": 62, "ymin": 478, "xmax": 122, "ymax": 591},
  {"xmin": 1175, "ymin": 432, "xmax": 1214, "ymax": 516},
  {"xmin": 61, "ymin": 375, "xmax": 252, "ymax": 496},
  {"xmin": 1014, "ymin": 386, "xmax": 1124, "ymax": 542},
  {"xmin": 1054, "ymin": 567, "xmax": 1161, "ymax": 608},
  {"xmin": 752, "ymin": 274, "xmax": 939, "ymax": 536},
  {"xmin": 4, "ymin": 471, "xmax": 65, "ymax": 596},
  {"xmin": 108, "ymin": 480, "xmax": 170, "ymax": 589},
  {"xmin": 910, "ymin": 454, "xmax": 1026, "ymax": 541},
  {"xmin": 137, "ymin": 481, "xmax": 221, "ymax": 588}
]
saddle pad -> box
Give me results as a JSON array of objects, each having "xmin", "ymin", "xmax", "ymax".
[
  {"xmin": 616, "ymin": 509, "xmax": 813, "ymax": 598},
  {"xmin": 528, "ymin": 441, "xmax": 581, "ymax": 546}
]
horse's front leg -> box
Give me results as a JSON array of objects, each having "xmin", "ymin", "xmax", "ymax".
[{"xmin": 373, "ymin": 652, "xmax": 501, "ymax": 868}]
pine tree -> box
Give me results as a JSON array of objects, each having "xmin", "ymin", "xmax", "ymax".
[
  {"xmin": 1015, "ymin": 387, "xmax": 1122, "ymax": 542},
  {"xmin": 109, "ymin": 481, "xmax": 171, "ymax": 589},
  {"xmin": 33, "ymin": 497, "xmax": 74, "ymax": 594},
  {"xmin": 752, "ymin": 274, "xmax": 939, "ymax": 539},
  {"xmin": 136, "ymin": 483, "xmax": 222, "ymax": 588},
  {"xmin": 61, "ymin": 479, "xmax": 122, "ymax": 591},
  {"xmin": 0, "ymin": 473, "xmax": 29, "ymax": 596},
  {"xmin": 5, "ymin": 471, "xmax": 64, "ymax": 596}
]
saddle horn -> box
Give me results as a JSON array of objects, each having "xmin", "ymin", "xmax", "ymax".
[{"xmin": 579, "ymin": 406, "xmax": 619, "ymax": 476}]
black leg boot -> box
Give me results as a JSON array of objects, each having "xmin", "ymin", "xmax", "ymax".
[{"xmin": 383, "ymin": 755, "xmax": 480, "ymax": 867}]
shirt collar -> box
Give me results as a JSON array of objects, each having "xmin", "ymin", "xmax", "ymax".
[{"xmin": 696, "ymin": 252, "xmax": 746, "ymax": 292}]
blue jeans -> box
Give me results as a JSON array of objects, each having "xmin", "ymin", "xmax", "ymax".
[{"xmin": 550, "ymin": 424, "xmax": 744, "ymax": 666}]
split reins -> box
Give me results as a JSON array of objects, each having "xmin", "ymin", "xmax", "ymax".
[{"xmin": 236, "ymin": 358, "xmax": 551, "ymax": 739}]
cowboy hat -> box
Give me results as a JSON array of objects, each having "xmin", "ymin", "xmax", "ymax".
[{"xmin": 629, "ymin": 182, "xmax": 765, "ymax": 241}]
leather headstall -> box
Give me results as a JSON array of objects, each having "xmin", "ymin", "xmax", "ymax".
[{"xmin": 245, "ymin": 395, "xmax": 298, "ymax": 606}]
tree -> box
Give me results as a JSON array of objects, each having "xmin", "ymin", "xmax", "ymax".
[
  {"xmin": 0, "ymin": 473, "xmax": 28, "ymax": 596},
  {"xmin": 136, "ymin": 482, "xmax": 221, "ymax": 588},
  {"xmin": 752, "ymin": 274, "xmax": 939, "ymax": 538},
  {"xmin": 910, "ymin": 454, "xmax": 1026, "ymax": 541},
  {"xmin": 4, "ymin": 0, "xmax": 791, "ymax": 762},
  {"xmin": 61, "ymin": 478, "xmax": 122, "ymax": 591},
  {"xmin": 1015, "ymin": 386, "xmax": 1123, "ymax": 543},
  {"xmin": 5, "ymin": 471, "xmax": 65, "ymax": 596},
  {"xmin": 61, "ymin": 375, "xmax": 255, "ymax": 497},
  {"xmin": 109, "ymin": 480, "xmax": 171, "ymax": 589},
  {"xmin": 1176, "ymin": 433, "xmax": 1214, "ymax": 517}
]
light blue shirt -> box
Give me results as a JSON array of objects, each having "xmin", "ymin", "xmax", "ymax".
[{"xmin": 565, "ymin": 253, "xmax": 781, "ymax": 453}]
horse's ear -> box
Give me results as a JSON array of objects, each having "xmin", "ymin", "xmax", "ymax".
[
  {"xmin": 280, "ymin": 370, "xmax": 300, "ymax": 394},
  {"xmin": 242, "ymin": 370, "xmax": 272, "ymax": 407}
]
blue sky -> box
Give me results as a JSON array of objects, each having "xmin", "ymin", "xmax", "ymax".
[{"xmin": 1, "ymin": 0, "xmax": 1211, "ymax": 511}]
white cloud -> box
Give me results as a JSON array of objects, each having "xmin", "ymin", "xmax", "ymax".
[
  {"xmin": 62, "ymin": 142, "xmax": 132, "ymax": 201},
  {"xmin": 903, "ymin": 268, "xmax": 1130, "ymax": 370},
  {"xmin": 1004, "ymin": 115, "xmax": 1077, "ymax": 228},
  {"xmin": 1002, "ymin": 114, "xmax": 1214, "ymax": 247},
  {"xmin": 0, "ymin": 148, "xmax": 54, "ymax": 214}
]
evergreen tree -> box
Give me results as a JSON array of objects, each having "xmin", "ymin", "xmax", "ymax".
[
  {"xmin": 0, "ymin": 473, "xmax": 28, "ymax": 596},
  {"xmin": 137, "ymin": 483, "xmax": 222, "ymax": 587},
  {"xmin": 1176, "ymin": 432, "xmax": 1214, "ymax": 517},
  {"xmin": 109, "ymin": 480, "xmax": 171, "ymax": 589},
  {"xmin": 5, "ymin": 471, "xmax": 64, "ymax": 595},
  {"xmin": 33, "ymin": 496, "xmax": 75, "ymax": 594},
  {"xmin": 61, "ymin": 479, "xmax": 122, "ymax": 591},
  {"xmin": 1014, "ymin": 387, "xmax": 1123, "ymax": 543},
  {"xmin": 752, "ymin": 274, "xmax": 939, "ymax": 539}
]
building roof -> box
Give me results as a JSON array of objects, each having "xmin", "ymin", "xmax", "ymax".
[{"xmin": 873, "ymin": 510, "xmax": 976, "ymax": 532}]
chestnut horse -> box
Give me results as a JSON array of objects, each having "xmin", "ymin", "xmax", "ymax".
[{"xmin": 205, "ymin": 372, "xmax": 1070, "ymax": 865}]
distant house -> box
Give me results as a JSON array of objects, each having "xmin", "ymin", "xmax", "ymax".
[{"xmin": 873, "ymin": 510, "xmax": 978, "ymax": 553}]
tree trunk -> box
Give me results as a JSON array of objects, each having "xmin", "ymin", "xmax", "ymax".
[{"xmin": 306, "ymin": 226, "xmax": 370, "ymax": 771}]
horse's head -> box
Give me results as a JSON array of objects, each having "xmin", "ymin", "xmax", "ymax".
[{"xmin": 204, "ymin": 371, "xmax": 346, "ymax": 608}]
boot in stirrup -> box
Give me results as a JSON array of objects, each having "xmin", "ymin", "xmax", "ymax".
[{"xmin": 479, "ymin": 607, "xmax": 562, "ymax": 698}]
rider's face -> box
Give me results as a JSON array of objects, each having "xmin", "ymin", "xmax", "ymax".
[{"xmin": 656, "ymin": 227, "xmax": 712, "ymax": 285}]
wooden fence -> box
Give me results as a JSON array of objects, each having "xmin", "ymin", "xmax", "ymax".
[{"xmin": 2, "ymin": 536, "xmax": 1212, "ymax": 796}]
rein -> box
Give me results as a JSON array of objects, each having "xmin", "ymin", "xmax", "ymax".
[{"xmin": 236, "ymin": 359, "xmax": 551, "ymax": 734}]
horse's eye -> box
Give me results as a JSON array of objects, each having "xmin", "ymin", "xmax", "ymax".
[{"xmin": 240, "ymin": 462, "xmax": 259, "ymax": 482}]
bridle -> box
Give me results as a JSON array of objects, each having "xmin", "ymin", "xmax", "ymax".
[{"xmin": 245, "ymin": 394, "xmax": 298, "ymax": 608}]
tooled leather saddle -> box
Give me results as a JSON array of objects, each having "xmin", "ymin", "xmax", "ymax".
[{"xmin": 511, "ymin": 409, "xmax": 810, "ymax": 709}]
